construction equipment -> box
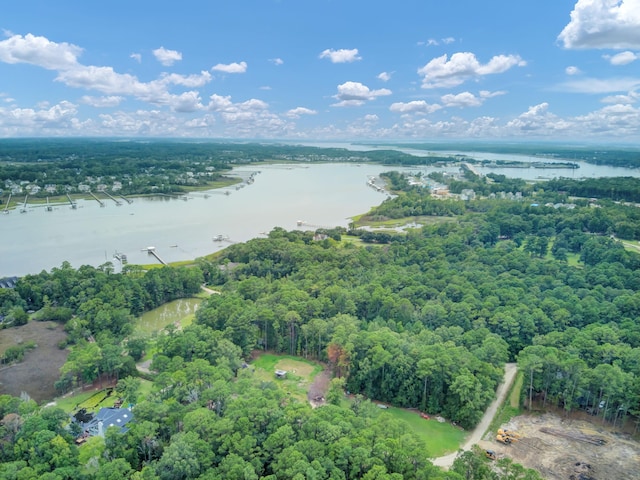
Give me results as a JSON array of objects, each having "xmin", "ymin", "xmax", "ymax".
[
  {"xmin": 498, "ymin": 428, "xmax": 521, "ymax": 440},
  {"xmin": 496, "ymin": 433, "xmax": 512, "ymax": 444},
  {"xmin": 485, "ymin": 450, "xmax": 497, "ymax": 460}
]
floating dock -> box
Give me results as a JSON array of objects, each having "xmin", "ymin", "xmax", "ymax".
[
  {"xmin": 113, "ymin": 252, "xmax": 128, "ymax": 264},
  {"xmin": 366, "ymin": 177, "xmax": 386, "ymax": 193}
]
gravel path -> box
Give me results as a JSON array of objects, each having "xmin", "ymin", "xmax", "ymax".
[{"xmin": 432, "ymin": 362, "xmax": 518, "ymax": 469}]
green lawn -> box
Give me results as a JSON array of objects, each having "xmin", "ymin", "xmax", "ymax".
[
  {"xmin": 487, "ymin": 371, "xmax": 523, "ymax": 437},
  {"xmin": 252, "ymin": 353, "xmax": 323, "ymax": 402},
  {"xmin": 353, "ymin": 214, "xmax": 453, "ymax": 229},
  {"xmin": 510, "ymin": 371, "xmax": 523, "ymax": 408},
  {"xmin": 382, "ymin": 407, "xmax": 466, "ymax": 457},
  {"xmin": 53, "ymin": 379, "xmax": 153, "ymax": 414}
]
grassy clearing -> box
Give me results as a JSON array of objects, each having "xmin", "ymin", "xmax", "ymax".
[
  {"xmin": 382, "ymin": 407, "xmax": 466, "ymax": 457},
  {"xmin": 621, "ymin": 239, "xmax": 640, "ymax": 254},
  {"xmin": 53, "ymin": 379, "xmax": 153, "ymax": 414},
  {"xmin": 250, "ymin": 353, "xmax": 469, "ymax": 456},
  {"xmin": 353, "ymin": 215, "xmax": 453, "ymax": 229},
  {"xmin": 252, "ymin": 353, "xmax": 322, "ymax": 402},
  {"xmin": 510, "ymin": 371, "xmax": 524, "ymax": 408},
  {"xmin": 488, "ymin": 371, "xmax": 523, "ymax": 436},
  {"xmin": 566, "ymin": 252, "xmax": 581, "ymax": 267}
]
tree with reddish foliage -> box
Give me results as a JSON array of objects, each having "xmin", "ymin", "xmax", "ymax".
[{"xmin": 327, "ymin": 343, "xmax": 350, "ymax": 378}]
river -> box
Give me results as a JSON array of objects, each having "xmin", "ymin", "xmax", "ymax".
[
  {"xmin": 2, "ymin": 158, "xmax": 639, "ymax": 278},
  {"xmin": 0, "ymin": 163, "xmax": 394, "ymax": 277},
  {"xmin": 297, "ymin": 142, "xmax": 640, "ymax": 180}
]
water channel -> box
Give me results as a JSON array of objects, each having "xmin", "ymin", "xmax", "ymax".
[{"xmin": 1, "ymin": 158, "xmax": 638, "ymax": 278}]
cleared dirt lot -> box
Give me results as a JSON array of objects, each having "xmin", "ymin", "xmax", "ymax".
[
  {"xmin": 0, "ymin": 321, "xmax": 68, "ymax": 402},
  {"xmin": 479, "ymin": 413, "xmax": 640, "ymax": 480}
]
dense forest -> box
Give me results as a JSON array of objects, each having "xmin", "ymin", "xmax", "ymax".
[{"xmin": 1, "ymin": 169, "xmax": 640, "ymax": 478}]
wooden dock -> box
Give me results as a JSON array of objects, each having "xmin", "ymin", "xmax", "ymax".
[
  {"xmin": 143, "ymin": 246, "xmax": 167, "ymax": 265},
  {"xmin": 2, "ymin": 193, "xmax": 11, "ymax": 214},
  {"xmin": 66, "ymin": 194, "xmax": 77, "ymax": 209},
  {"xmin": 102, "ymin": 190, "xmax": 122, "ymax": 206},
  {"xmin": 89, "ymin": 192, "xmax": 105, "ymax": 207},
  {"xmin": 20, "ymin": 195, "xmax": 28, "ymax": 213}
]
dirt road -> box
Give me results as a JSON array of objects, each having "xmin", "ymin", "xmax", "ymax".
[{"xmin": 432, "ymin": 362, "xmax": 518, "ymax": 469}]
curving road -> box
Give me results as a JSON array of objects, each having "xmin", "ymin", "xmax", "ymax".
[{"xmin": 432, "ymin": 362, "xmax": 518, "ymax": 469}]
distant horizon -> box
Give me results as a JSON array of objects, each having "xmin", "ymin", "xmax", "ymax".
[
  {"xmin": 2, "ymin": 1, "xmax": 640, "ymax": 141},
  {"xmin": 1, "ymin": 136, "xmax": 640, "ymax": 150}
]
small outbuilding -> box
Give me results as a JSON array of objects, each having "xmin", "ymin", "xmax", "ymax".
[{"xmin": 275, "ymin": 370, "xmax": 287, "ymax": 379}]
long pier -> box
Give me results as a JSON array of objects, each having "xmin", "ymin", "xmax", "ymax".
[
  {"xmin": 143, "ymin": 247, "xmax": 167, "ymax": 265},
  {"xmin": 66, "ymin": 194, "xmax": 77, "ymax": 209},
  {"xmin": 2, "ymin": 193, "xmax": 11, "ymax": 214},
  {"xmin": 20, "ymin": 195, "xmax": 28, "ymax": 213},
  {"xmin": 102, "ymin": 190, "xmax": 122, "ymax": 206},
  {"xmin": 46, "ymin": 197, "xmax": 53, "ymax": 211},
  {"xmin": 119, "ymin": 195, "xmax": 133, "ymax": 204},
  {"xmin": 89, "ymin": 191, "xmax": 105, "ymax": 207}
]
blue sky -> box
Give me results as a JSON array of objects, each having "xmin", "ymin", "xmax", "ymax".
[{"xmin": 1, "ymin": 0, "xmax": 640, "ymax": 141}]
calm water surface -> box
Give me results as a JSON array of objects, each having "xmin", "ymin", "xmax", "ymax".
[
  {"xmin": 2, "ymin": 160, "xmax": 638, "ymax": 277},
  {"xmin": 299, "ymin": 142, "xmax": 640, "ymax": 180},
  {"xmin": 0, "ymin": 164, "xmax": 394, "ymax": 277}
]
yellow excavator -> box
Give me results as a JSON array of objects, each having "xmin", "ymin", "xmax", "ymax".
[
  {"xmin": 498, "ymin": 428, "xmax": 521, "ymax": 439},
  {"xmin": 496, "ymin": 428, "xmax": 521, "ymax": 444}
]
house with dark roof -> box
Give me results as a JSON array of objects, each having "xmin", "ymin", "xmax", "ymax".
[
  {"xmin": 0, "ymin": 277, "xmax": 18, "ymax": 289},
  {"xmin": 82, "ymin": 407, "xmax": 134, "ymax": 437}
]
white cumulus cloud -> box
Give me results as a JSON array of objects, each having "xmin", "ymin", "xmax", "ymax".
[
  {"xmin": 441, "ymin": 92, "xmax": 483, "ymax": 108},
  {"xmin": 159, "ymin": 71, "xmax": 212, "ymax": 88},
  {"xmin": 331, "ymin": 81, "xmax": 391, "ymax": 107},
  {"xmin": 558, "ymin": 0, "xmax": 640, "ymax": 49},
  {"xmin": 566, "ymin": 65, "xmax": 582, "ymax": 75},
  {"xmin": 0, "ymin": 100, "xmax": 79, "ymax": 132},
  {"xmin": 418, "ymin": 52, "xmax": 526, "ymax": 89},
  {"xmin": 601, "ymin": 91, "xmax": 639, "ymax": 103},
  {"xmin": 212, "ymin": 61, "xmax": 247, "ymax": 73},
  {"xmin": 319, "ymin": 48, "xmax": 361, "ymax": 63},
  {"xmin": 270, "ymin": 58, "xmax": 284, "ymax": 65},
  {"xmin": 152, "ymin": 47, "xmax": 182, "ymax": 66},
  {"xmin": 605, "ymin": 50, "xmax": 639, "ymax": 65},
  {"xmin": 377, "ymin": 71, "xmax": 392, "ymax": 82},
  {"xmin": 130, "ymin": 53, "xmax": 142, "ymax": 63},
  {"xmin": 285, "ymin": 107, "xmax": 317, "ymax": 118},
  {"xmin": 80, "ymin": 95, "xmax": 124, "ymax": 108},
  {"xmin": 0, "ymin": 33, "xmax": 81, "ymax": 70},
  {"xmin": 389, "ymin": 100, "xmax": 441, "ymax": 115}
]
